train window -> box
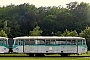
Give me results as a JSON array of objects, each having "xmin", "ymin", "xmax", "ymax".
[
  {"xmin": 15, "ymin": 40, "xmax": 18, "ymax": 45},
  {"xmin": 14, "ymin": 40, "xmax": 23, "ymax": 45},
  {"xmin": 50, "ymin": 40, "xmax": 55, "ymax": 45},
  {"xmin": 18, "ymin": 40, "xmax": 21, "ymax": 45},
  {"xmin": 46, "ymin": 40, "xmax": 50, "ymax": 45},
  {"xmin": 3, "ymin": 40, "xmax": 7, "ymax": 45},
  {"xmin": 67, "ymin": 40, "xmax": 71, "ymax": 45},
  {"xmin": 0, "ymin": 40, "xmax": 2, "ymax": 45},
  {"xmin": 46, "ymin": 40, "xmax": 55, "ymax": 45},
  {"xmin": 17, "ymin": 40, "xmax": 23, "ymax": 45},
  {"xmin": 78, "ymin": 40, "xmax": 82, "ymax": 45},
  {"xmin": 0, "ymin": 40, "xmax": 4, "ymax": 45},
  {"xmin": 0, "ymin": 39, "xmax": 6, "ymax": 45},
  {"xmin": 71, "ymin": 40, "xmax": 76, "ymax": 45},
  {"xmin": 56, "ymin": 40, "xmax": 66, "ymax": 45},
  {"xmin": 20, "ymin": 40, "xmax": 23, "ymax": 45},
  {"xmin": 25, "ymin": 39, "xmax": 35, "ymax": 45},
  {"xmin": 37, "ymin": 40, "xmax": 45, "ymax": 45},
  {"xmin": 67, "ymin": 40, "xmax": 76, "ymax": 45},
  {"xmin": 83, "ymin": 40, "xmax": 86, "ymax": 45},
  {"xmin": 2, "ymin": 40, "xmax": 4, "ymax": 44}
]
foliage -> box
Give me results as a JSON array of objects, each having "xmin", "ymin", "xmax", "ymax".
[
  {"xmin": 29, "ymin": 26, "xmax": 43, "ymax": 36},
  {"xmin": 3, "ymin": 21, "xmax": 10, "ymax": 36},
  {"xmin": 79, "ymin": 27, "xmax": 90, "ymax": 50},
  {"xmin": 61, "ymin": 29, "xmax": 70, "ymax": 36},
  {"xmin": 68, "ymin": 30, "xmax": 78, "ymax": 36},
  {"xmin": 55, "ymin": 31, "xmax": 62, "ymax": 36},
  {"xmin": 79, "ymin": 27, "xmax": 90, "ymax": 39},
  {"xmin": 62, "ymin": 29, "xmax": 78, "ymax": 36},
  {"xmin": 0, "ymin": 30, "xmax": 8, "ymax": 37},
  {"xmin": 0, "ymin": 2, "xmax": 89, "ymax": 41}
]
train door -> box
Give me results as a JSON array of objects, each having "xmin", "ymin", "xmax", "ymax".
[
  {"xmin": 18, "ymin": 40, "xmax": 24, "ymax": 53},
  {"xmin": 13, "ymin": 40, "xmax": 24, "ymax": 53},
  {"xmin": 77, "ymin": 40, "xmax": 82, "ymax": 54}
]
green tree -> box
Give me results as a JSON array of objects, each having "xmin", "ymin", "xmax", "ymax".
[
  {"xmin": 62, "ymin": 29, "xmax": 78, "ymax": 36},
  {"xmin": 0, "ymin": 2, "xmax": 90, "ymax": 37},
  {"xmin": 56, "ymin": 8, "xmax": 74, "ymax": 32},
  {"xmin": 66, "ymin": 2, "xmax": 78, "ymax": 10},
  {"xmin": 68, "ymin": 30, "xmax": 78, "ymax": 36},
  {"xmin": 41, "ymin": 15, "xmax": 57, "ymax": 30},
  {"xmin": 79, "ymin": 27, "xmax": 90, "ymax": 39},
  {"xmin": 79, "ymin": 27, "xmax": 90, "ymax": 50},
  {"xmin": 3, "ymin": 20, "xmax": 10, "ymax": 36},
  {"xmin": 61, "ymin": 29, "xmax": 70, "ymax": 36},
  {"xmin": 55, "ymin": 31, "xmax": 62, "ymax": 36},
  {"xmin": 0, "ymin": 30, "xmax": 7, "ymax": 37},
  {"xmin": 29, "ymin": 26, "xmax": 43, "ymax": 36},
  {"xmin": 70, "ymin": 2, "xmax": 90, "ymax": 32}
]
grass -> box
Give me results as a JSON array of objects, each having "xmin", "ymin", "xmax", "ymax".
[
  {"xmin": 0, "ymin": 51, "xmax": 89, "ymax": 60},
  {"xmin": 0, "ymin": 54, "xmax": 27, "ymax": 56},
  {"xmin": 0, "ymin": 57, "xmax": 89, "ymax": 60}
]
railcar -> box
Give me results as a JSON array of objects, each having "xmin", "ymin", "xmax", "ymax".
[
  {"xmin": 0, "ymin": 37, "xmax": 9, "ymax": 53},
  {"xmin": 12, "ymin": 36, "xmax": 88, "ymax": 56}
]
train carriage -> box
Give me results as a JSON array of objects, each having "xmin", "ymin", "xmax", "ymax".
[
  {"xmin": 12, "ymin": 36, "xmax": 88, "ymax": 56},
  {"xmin": 0, "ymin": 37, "xmax": 9, "ymax": 53}
]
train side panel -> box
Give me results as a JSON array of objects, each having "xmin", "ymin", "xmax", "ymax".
[
  {"xmin": 13, "ymin": 46, "xmax": 23, "ymax": 53},
  {"xmin": 12, "ymin": 45, "xmax": 87, "ymax": 54},
  {"xmin": 0, "ymin": 46, "xmax": 9, "ymax": 53},
  {"xmin": 23, "ymin": 45, "xmax": 78, "ymax": 54}
]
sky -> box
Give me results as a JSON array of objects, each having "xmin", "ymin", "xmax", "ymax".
[{"xmin": 0, "ymin": 0, "xmax": 90, "ymax": 7}]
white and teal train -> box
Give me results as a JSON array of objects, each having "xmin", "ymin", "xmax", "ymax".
[
  {"xmin": 0, "ymin": 37, "xmax": 9, "ymax": 53},
  {"xmin": 12, "ymin": 36, "xmax": 88, "ymax": 56}
]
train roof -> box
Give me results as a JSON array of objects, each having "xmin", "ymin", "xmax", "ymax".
[
  {"xmin": 13, "ymin": 36, "xmax": 85, "ymax": 40},
  {"xmin": 0, "ymin": 37, "xmax": 8, "ymax": 39}
]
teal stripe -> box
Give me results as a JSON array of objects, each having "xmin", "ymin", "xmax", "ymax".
[
  {"xmin": 13, "ymin": 45, "xmax": 18, "ymax": 48},
  {"xmin": 4, "ymin": 45, "xmax": 9, "ymax": 48},
  {"xmin": 12, "ymin": 45, "xmax": 87, "ymax": 49},
  {"xmin": 0, "ymin": 45, "xmax": 9, "ymax": 48},
  {"xmin": 82, "ymin": 45, "xmax": 87, "ymax": 48}
]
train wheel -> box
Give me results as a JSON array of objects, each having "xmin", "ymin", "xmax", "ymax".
[
  {"xmin": 40, "ymin": 54, "xmax": 45, "ymax": 57},
  {"xmin": 28, "ymin": 53, "xmax": 34, "ymax": 57},
  {"xmin": 35, "ymin": 54, "xmax": 45, "ymax": 57},
  {"xmin": 60, "ymin": 53, "xmax": 68, "ymax": 57}
]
